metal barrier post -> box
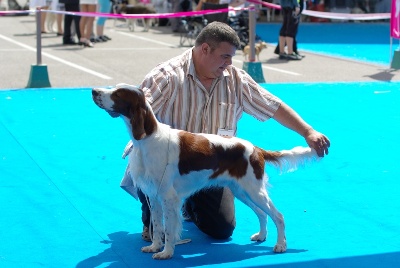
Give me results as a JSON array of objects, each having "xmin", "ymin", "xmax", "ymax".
[
  {"xmin": 248, "ymin": 4, "xmax": 256, "ymax": 62},
  {"xmin": 26, "ymin": 7, "xmax": 51, "ymax": 88},
  {"xmin": 242, "ymin": 4, "xmax": 265, "ymax": 83},
  {"xmin": 36, "ymin": 7, "xmax": 42, "ymax": 65}
]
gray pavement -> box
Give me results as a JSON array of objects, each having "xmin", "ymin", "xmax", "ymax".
[{"xmin": 1, "ymin": 14, "xmax": 399, "ymax": 90}]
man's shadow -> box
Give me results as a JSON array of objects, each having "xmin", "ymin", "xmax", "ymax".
[{"xmin": 76, "ymin": 224, "xmax": 307, "ymax": 268}]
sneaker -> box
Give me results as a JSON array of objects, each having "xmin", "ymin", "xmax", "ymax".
[
  {"xmin": 142, "ymin": 226, "xmax": 152, "ymax": 242},
  {"xmin": 287, "ymin": 52, "xmax": 302, "ymax": 60},
  {"xmin": 295, "ymin": 52, "xmax": 305, "ymax": 58},
  {"xmin": 278, "ymin": 53, "xmax": 288, "ymax": 60},
  {"xmin": 100, "ymin": 35, "xmax": 111, "ymax": 41},
  {"xmin": 91, "ymin": 37, "xmax": 104, "ymax": 43}
]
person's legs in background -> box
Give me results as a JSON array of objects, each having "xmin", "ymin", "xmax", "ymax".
[
  {"xmin": 170, "ymin": 0, "xmax": 181, "ymax": 32},
  {"xmin": 29, "ymin": 0, "xmax": 49, "ymax": 33},
  {"xmin": 96, "ymin": 0, "xmax": 112, "ymax": 42},
  {"xmin": 63, "ymin": 2, "xmax": 81, "ymax": 44},
  {"xmin": 79, "ymin": 2, "xmax": 97, "ymax": 47},
  {"xmin": 51, "ymin": 0, "xmax": 64, "ymax": 35}
]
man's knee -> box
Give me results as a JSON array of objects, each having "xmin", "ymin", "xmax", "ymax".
[{"xmin": 199, "ymin": 219, "xmax": 236, "ymax": 239}]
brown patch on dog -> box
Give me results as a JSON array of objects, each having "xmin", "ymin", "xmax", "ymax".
[
  {"xmin": 250, "ymin": 147, "xmax": 283, "ymax": 179},
  {"xmin": 249, "ymin": 147, "xmax": 266, "ymax": 180},
  {"xmin": 178, "ymin": 132, "xmax": 248, "ymax": 179},
  {"xmin": 110, "ymin": 87, "xmax": 157, "ymax": 140}
]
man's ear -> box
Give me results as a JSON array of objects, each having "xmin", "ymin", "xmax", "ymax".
[{"xmin": 201, "ymin": 42, "xmax": 210, "ymax": 54}]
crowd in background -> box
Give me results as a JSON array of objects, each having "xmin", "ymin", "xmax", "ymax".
[{"xmin": 1, "ymin": 0, "xmax": 392, "ymax": 50}]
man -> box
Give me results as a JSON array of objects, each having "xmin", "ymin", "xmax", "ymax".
[{"xmin": 122, "ymin": 21, "xmax": 330, "ymax": 241}]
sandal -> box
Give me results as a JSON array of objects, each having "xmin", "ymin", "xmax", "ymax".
[{"xmin": 80, "ymin": 38, "xmax": 94, "ymax": 48}]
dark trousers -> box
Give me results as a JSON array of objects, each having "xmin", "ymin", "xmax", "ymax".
[
  {"xmin": 138, "ymin": 186, "xmax": 236, "ymax": 239},
  {"xmin": 63, "ymin": 3, "xmax": 81, "ymax": 42},
  {"xmin": 276, "ymin": 9, "xmax": 300, "ymax": 54},
  {"xmin": 279, "ymin": 7, "xmax": 298, "ymax": 38}
]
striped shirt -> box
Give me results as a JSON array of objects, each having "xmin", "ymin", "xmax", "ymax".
[{"xmin": 140, "ymin": 48, "xmax": 282, "ymax": 136}]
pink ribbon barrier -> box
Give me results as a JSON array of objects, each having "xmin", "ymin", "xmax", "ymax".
[
  {"xmin": 390, "ymin": 0, "xmax": 400, "ymax": 38},
  {"xmin": 0, "ymin": 1, "xmax": 390, "ymax": 21},
  {"xmin": 0, "ymin": 7, "xmax": 238, "ymax": 19}
]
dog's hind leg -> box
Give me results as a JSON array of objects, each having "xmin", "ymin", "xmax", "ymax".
[
  {"xmin": 238, "ymin": 180, "xmax": 287, "ymax": 253},
  {"xmin": 230, "ymin": 185, "xmax": 268, "ymax": 241},
  {"xmin": 251, "ymin": 191, "xmax": 286, "ymax": 252},
  {"xmin": 152, "ymin": 189, "xmax": 182, "ymax": 260},
  {"xmin": 141, "ymin": 197, "xmax": 164, "ymax": 254}
]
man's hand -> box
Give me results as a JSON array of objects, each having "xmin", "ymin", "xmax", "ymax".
[{"xmin": 304, "ymin": 129, "xmax": 330, "ymax": 157}]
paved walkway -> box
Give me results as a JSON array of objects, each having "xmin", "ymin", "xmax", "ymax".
[{"xmin": 0, "ymin": 14, "xmax": 399, "ymax": 89}]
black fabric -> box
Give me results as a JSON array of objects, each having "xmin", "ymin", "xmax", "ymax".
[
  {"xmin": 63, "ymin": 3, "xmax": 81, "ymax": 42},
  {"xmin": 279, "ymin": 7, "xmax": 297, "ymax": 38},
  {"xmin": 202, "ymin": 3, "xmax": 229, "ymax": 24},
  {"xmin": 59, "ymin": 0, "xmax": 79, "ymax": 4},
  {"xmin": 138, "ymin": 186, "xmax": 236, "ymax": 240}
]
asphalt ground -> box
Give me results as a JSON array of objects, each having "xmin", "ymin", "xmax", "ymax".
[{"xmin": 0, "ymin": 14, "xmax": 399, "ymax": 90}]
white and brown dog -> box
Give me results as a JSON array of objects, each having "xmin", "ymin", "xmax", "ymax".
[{"xmin": 92, "ymin": 84, "xmax": 320, "ymax": 260}]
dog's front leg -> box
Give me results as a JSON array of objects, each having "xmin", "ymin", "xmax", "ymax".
[
  {"xmin": 152, "ymin": 191, "xmax": 182, "ymax": 260},
  {"xmin": 141, "ymin": 198, "xmax": 164, "ymax": 254}
]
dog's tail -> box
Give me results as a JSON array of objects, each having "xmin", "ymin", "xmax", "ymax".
[{"xmin": 262, "ymin": 146, "xmax": 319, "ymax": 173}]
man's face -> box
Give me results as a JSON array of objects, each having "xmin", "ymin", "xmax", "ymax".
[{"xmin": 202, "ymin": 42, "xmax": 236, "ymax": 78}]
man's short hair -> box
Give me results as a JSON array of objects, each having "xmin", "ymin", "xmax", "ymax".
[{"xmin": 195, "ymin": 22, "xmax": 241, "ymax": 50}]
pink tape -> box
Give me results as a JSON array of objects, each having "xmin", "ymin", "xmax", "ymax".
[{"xmin": 0, "ymin": 3, "xmax": 390, "ymax": 21}]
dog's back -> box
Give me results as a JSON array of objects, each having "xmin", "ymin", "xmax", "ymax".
[{"xmin": 120, "ymin": 4, "xmax": 156, "ymax": 14}]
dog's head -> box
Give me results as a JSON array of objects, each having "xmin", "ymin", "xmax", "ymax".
[{"xmin": 92, "ymin": 84, "xmax": 157, "ymax": 140}]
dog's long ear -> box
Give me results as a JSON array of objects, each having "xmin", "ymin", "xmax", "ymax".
[
  {"xmin": 129, "ymin": 87, "xmax": 157, "ymax": 140},
  {"xmin": 130, "ymin": 106, "xmax": 147, "ymax": 140}
]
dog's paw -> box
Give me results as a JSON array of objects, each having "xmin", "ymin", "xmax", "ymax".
[
  {"xmin": 250, "ymin": 232, "xmax": 266, "ymax": 242},
  {"xmin": 152, "ymin": 250, "xmax": 173, "ymax": 260},
  {"xmin": 141, "ymin": 244, "xmax": 161, "ymax": 253},
  {"xmin": 273, "ymin": 242, "xmax": 287, "ymax": 253}
]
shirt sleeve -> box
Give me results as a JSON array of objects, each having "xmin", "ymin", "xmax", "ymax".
[
  {"xmin": 239, "ymin": 69, "xmax": 282, "ymax": 122},
  {"xmin": 140, "ymin": 66, "xmax": 171, "ymax": 114}
]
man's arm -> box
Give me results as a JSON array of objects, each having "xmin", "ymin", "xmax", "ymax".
[{"xmin": 273, "ymin": 102, "xmax": 330, "ymax": 157}]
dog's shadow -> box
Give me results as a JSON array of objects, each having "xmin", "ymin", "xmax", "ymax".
[{"xmin": 76, "ymin": 224, "xmax": 307, "ymax": 267}]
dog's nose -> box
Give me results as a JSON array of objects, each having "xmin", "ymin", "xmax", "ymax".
[{"xmin": 92, "ymin": 89, "xmax": 99, "ymax": 97}]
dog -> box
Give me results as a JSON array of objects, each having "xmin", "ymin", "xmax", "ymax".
[
  {"xmin": 92, "ymin": 84, "xmax": 320, "ymax": 260},
  {"xmin": 117, "ymin": 4, "xmax": 157, "ymax": 32},
  {"xmin": 243, "ymin": 41, "xmax": 268, "ymax": 61}
]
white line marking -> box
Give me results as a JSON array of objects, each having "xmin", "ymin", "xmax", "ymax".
[
  {"xmin": 232, "ymin": 59, "xmax": 301, "ymax": 76},
  {"xmin": 261, "ymin": 65, "xmax": 301, "ymax": 76},
  {"xmin": 116, "ymin": 30, "xmax": 179, "ymax": 47},
  {"xmin": 0, "ymin": 33, "xmax": 112, "ymax": 80}
]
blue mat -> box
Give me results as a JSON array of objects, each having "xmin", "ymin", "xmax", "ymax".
[
  {"xmin": 256, "ymin": 23, "xmax": 395, "ymax": 65},
  {"xmin": 1, "ymin": 82, "xmax": 399, "ymax": 267}
]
